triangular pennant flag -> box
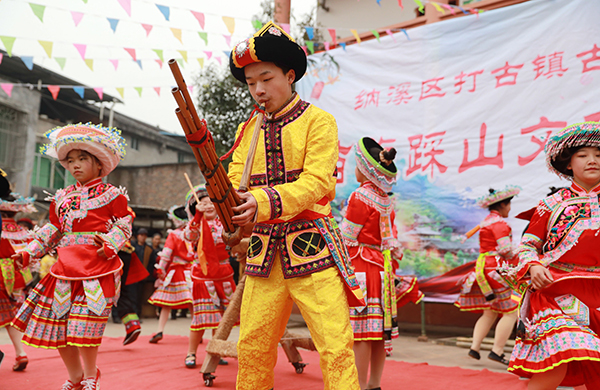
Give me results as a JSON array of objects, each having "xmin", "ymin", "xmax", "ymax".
[
  {"xmin": 222, "ymin": 50, "xmax": 230, "ymax": 58},
  {"xmin": 81, "ymin": 0, "xmax": 88, "ymax": 3},
  {"xmin": 155, "ymin": 59, "xmax": 163, "ymax": 69},
  {"xmin": 38, "ymin": 40, "xmax": 53, "ymax": 58},
  {"xmin": 305, "ymin": 27, "xmax": 314, "ymax": 40},
  {"xmin": 191, "ymin": 11, "xmax": 205, "ymax": 29},
  {"xmin": 204, "ymin": 51, "xmax": 212, "ymax": 60},
  {"xmin": 385, "ymin": 29, "xmax": 396, "ymax": 43},
  {"xmin": 117, "ymin": 0, "xmax": 131, "ymax": 17},
  {"xmin": 47, "ymin": 85, "xmax": 60, "ymax": 100},
  {"xmin": 306, "ymin": 41, "xmax": 314, "ymax": 54},
  {"xmin": 328, "ymin": 28, "xmax": 337, "ymax": 46},
  {"xmin": 135, "ymin": 60, "xmax": 142, "ymax": 69},
  {"xmin": 21, "ymin": 56, "xmax": 34, "ymax": 70},
  {"xmin": 141, "ymin": 24, "xmax": 153, "ymax": 37},
  {"xmin": 74, "ymin": 43, "xmax": 86, "ymax": 59},
  {"xmin": 175, "ymin": 58, "xmax": 184, "ymax": 68},
  {"xmin": 301, "ymin": 46, "xmax": 307, "ymax": 56},
  {"xmin": 340, "ymin": 42, "xmax": 347, "ymax": 51},
  {"xmin": 351, "ymin": 29, "xmax": 361, "ymax": 44},
  {"xmin": 414, "ymin": 0, "xmax": 425, "ymax": 13},
  {"xmin": 116, "ymin": 87, "xmax": 124, "ymax": 98},
  {"xmin": 153, "ymin": 87, "xmax": 160, "ymax": 96},
  {"xmin": 124, "ymin": 48, "xmax": 136, "ymax": 61},
  {"xmin": 84, "ymin": 59, "xmax": 93, "ymax": 70},
  {"xmin": 93, "ymin": 87, "xmax": 103, "ymax": 100},
  {"xmin": 55, "ymin": 57, "xmax": 66, "ymax": 70},
  {"xmin": 280, "ymin": 23, "xmax": 290, "ymax": 34},
  {"xmin": 324, "ymin": 42, "xmax": 330, "ymax": 51},
  {"xmin": 198, "ymin": 32, "xmax": 208, "ymax": 46},
  {"xmin": 177, "ymin": 50, "xmax": 188, "ymax": 63},
  {"xmin": 107, "ymin": 18, "xmax": 120, "ymax": 33},
  {"xmin": 0, "ymin": 53, "xmax": 3, "ymax": 65},
  {"xmin": 152, "ymin": 49, "xmax": 164, "ymax": 62},
  {"xmin": 377, "ymin": 0, "xmax": 382, "ymax": 5},
  {"xmin": 73, "ymin": 86, "xmax": 85, "ymax": 99},
  {"xmin": 71, "ymin": 11, "xmax": 84, "ymax": 26},
  {"xmin": 401, "ymin": 29, "xmax": 410, "ymax": 40},
  {"xmin": 222, "ymin": 16, "xmax": 235, "ymax": 35},
  {"xmin": 0, "ymin": 36, "xmax": 16, "ymax": 57},
  {"xmin": 442, "ymin": 4, "xmax": 456, "ymax": 14},
  {"xmin": 187, "ymin": 85, "xmax": 194, "ymax": 94},
  {"xmin": 29, "ymin": 3, "xmax": 46, "ymax": 23},
  {"xmin": 171, "ymin": 28, "xmax": 183, "ymax": 44},
  {"xmin": 1, "ymin": 83, "xmax": 13, "ymax": 97},
  {"xmin": 109, "ymin": 59, "xmax": 119, "ymax": 70},
  {"xmin": 156, "ymin": 4, "xmax": 170, "ymax": 21},
  {"xmin": 223, "ymin": 35, "xmax": 231, "ymax": 47},
  {"xmin": 215, "ymin": 57, "xmax": 222, "ymax": 65},
  {"xmin": 134, "ymin": 87, "xmax": 142, "ymax": 97},
  {"xmin": 197, "ymin": 58, "xmax": 204, "ymax": 69},
  {"xmin": 398, "ymin": 0, "xmax": 404, "ymax": 8},
  {"xmin": 431, "ymin": 2, "xmax": 445, "ymax": 14},
  {"xmin": 371, "ymin": 30, "xmax": 380, "ymax": 42},
  {"xmin": 251, "ymin": 19, "xmax": 262, "ymax": 30}
]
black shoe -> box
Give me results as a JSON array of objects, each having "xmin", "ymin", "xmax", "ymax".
[
  {"xmin": 0, "ymin": 350, "xmax": 4, "ymax": 368},
  {"xmin": 488, "ymin": 351, "xmax": 509, "ymax": 365},
  {"xmin": 468, "ymin": 349, "xmax": 481, "ymax": 360},
  {"xmin": 149, "ymin": 332, "xmax": 163, "ymax": 344},
  {"xmin": 218, "ymin": 358, "xmax": 228, "ymax": 365},
  {"xmin": 123, "ymin": 328, "xmax": 141, "ymax": 346}
]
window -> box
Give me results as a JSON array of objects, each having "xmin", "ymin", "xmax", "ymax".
[
  {"xmin": 177, "ymin": 152, "xmax": 185, "ymax": 163},
  {"xmin": 31, "ymin": 142, "xmax": 77, "ymax": 189},
  {"xmin": 0, "ymin": 105, "xmax": 19, "ymax": 166},
  {"xmin": 131, "ymin": 136, "xmax": 140, "ymax": 150}
]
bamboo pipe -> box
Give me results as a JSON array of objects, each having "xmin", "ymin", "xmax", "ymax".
[{"xmin": 239, "ymin": 108, "xmax": 265, "ymax": 192}]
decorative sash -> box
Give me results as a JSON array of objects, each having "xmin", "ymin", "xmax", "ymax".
[
  {"xmin": 52, "ymin": 279, "xmax": 72, "ymax": 318},
  {"xmin": 475, "ymin": 252, "xmax": 494, "ymax": 298},
  {"xmin": 83, "ymin": 279, "xmax": 108, "ymax": 316},
  {"xmin": 382, "ymin": 249, "xmax": 398, "ymax": 339},
  {"xmin": 0, "ymin": 258, "xmax": 15, "ymax": 295}
]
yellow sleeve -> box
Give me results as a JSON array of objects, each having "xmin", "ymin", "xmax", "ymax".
[
  {"xmin": 227, "ymin": 122, "xmax": 245, "ymax": 189},
  {"xmin": 250, "ymin": 110, "xmax": 338, "ymax": 222}
]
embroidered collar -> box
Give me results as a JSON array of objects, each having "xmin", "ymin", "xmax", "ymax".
[
  {"xmin": 76, "ymin": 177, "xmax": 103, "ymax": 189},
  {"xmin": 361, "ymin": 181, "xmax": 388, "ymax": 197},
  {"xmin": 570, "ymin": 181, "xmax": 600, "ymax": 196},
  {"xmin": 266, "ymin": 92, "xmax": 300, "ymax": 122}
]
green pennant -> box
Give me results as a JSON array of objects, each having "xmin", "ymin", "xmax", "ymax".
[
  {"xmin": 82, "ymin": 0, "xmax": 88, "ymax": 3},
  {"xmin": 176, "ymin": 58, "xmax": 184, "ymax": 68},
  {"xmin": 152, "ymin": 49, "xmax": 164, "ymax": 62},
  {"xmin": 134, "ymin": 87, "xmax": 142, "ymax": 97},
  {"xmin": 55, "ymin": 57, "xmax": 66, "ymax": 70},
  {"xmin": 306, "ymin": 41, "xmax": 314, "ymax": 54},
  {"xmin": 371, "ymin": 30, "xmax": 380, "ymax": 42},
  {"xmin": 251, "ymin": 19, "xmax": 262, "ymax": 30},
  {"xmin": 0, "ymin": 36, "xmax": 16, "ymax": 57},
  {"xmin": 29, "ymin": 3, "xmax": 46, "ymax": 23},
  {"xmin": 198, "ymin": 32, "xmax": 208, "ymax": 46}
]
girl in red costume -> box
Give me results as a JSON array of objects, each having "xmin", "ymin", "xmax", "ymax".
[
  {"xmin": 182, "ymin": 186, "xmax": 236, "ymax": 368},
  {"xmin": 341, "ymin": 137, "xmax": 421, "ymax": 390},
  {"xmin": 506, "ymin": 122, "xmax": 600, "ymax": 389},
  {"xmin": 147, "ymin": 203, "xmax": 194, "ymax": 344},
  {"xmin": 11, "ymin": 123, "xmax": 131, "ymax": 390},
  {"xmin": 456, "ymin": 185, "xmax": 520, "ymax": 366},
  {"xmin": 0, "ymin": 192, "xmax": 36, "ymax": 371}
]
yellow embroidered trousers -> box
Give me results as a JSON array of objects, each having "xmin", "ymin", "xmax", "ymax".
[{"xmin": 236, "ymin": 253, "xmax": 359, "ymax": 390}]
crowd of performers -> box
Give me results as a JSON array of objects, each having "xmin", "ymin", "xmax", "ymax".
[{"xmin": 0, "ymin": 20, "xmax": 599, "ymax": 390}]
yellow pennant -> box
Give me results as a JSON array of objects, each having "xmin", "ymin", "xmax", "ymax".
[
  {"xmin": 38, "ymin": 40, "xmax": 53, "ymax": 58},
  {"xmin": 222, "ymin": 16, "xmax": 235, "ymax": 35},
  {"xmin": 177, "ymin": 50, "xmax": 188, "ymax": 63},
  {"xmin": 116, "ymin": 87, "xmax": 124, "ymax": 98},
  {"xmin": 351, "ymin": 29, "xmax": 361, "ymax": 44},
  {"xmin": 84, "ymin": 59, "xmax": 93, "ymax": 71},
  {"xmin": 197, "ymin": 58, "xmax": 204, "ymax": 69},
  {"xmin": 170, "ymin": 28, "xmax": 183, "ymax": 44}
]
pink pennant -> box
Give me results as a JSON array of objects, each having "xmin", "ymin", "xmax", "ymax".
[
  {"xmin": 124, "ymin": 48, "xmax": 136, "ymax": 61},
  {"xmin": 93, "ymin": 87, "xmax": 103, "ymax": 100},
  {"xmin": 73, "ymin": 43, "xmax": 87, "ymax": 59},
  {"xmin": 71, "ymin": 11, "xmax": 84, "ymax": 26},
  {"xmin": 1, "ymin": 83, "xmax": 13, "ymax": 97},
  {"xmin": 155, "ymin": 59, "xmax": 163, "ymax": 69},
  {"xmin": 154, "ymin": 87, "xmax": 161, "ymax": 96},
  {"xmin": 215, "ymin": 58, "xmax": 221, "ymax": 65},
  {"xmin": 204, "ymin": 51, "xmax": 212, "ymax": 60},
  {"xmin": 47, "ymin": 85, "xmax": 60, "ymax": 100},
  {"xmin": 398, "ymin": 0, "xmax": 403, "ymax": 9},
  {"xmin": 190, "ymin": 11, "xmax": 205, "ymax": 29},
  {"xmin": 187, "ymin": 85, "xmax": 194, "ymax": 94},
  {"xmin": 117, "ymin": 0, "xmax": 131, "ymax": 17},
  {"xmin": 0, "ymin": 53, "xmax": 3, "ymax": 65},
  {"xmin": 301, "ymin": 46, "xmax": 307, "ymax": 56},
  {"xmin": 141, "ymin": 24, "xmax": 153, "ymax": 37},
  {"xmin": 223, "ymin": 35, "xmax": 231, "ymax": 47},
  {"xmin": 109, "ymin": 59, "xmax": 119, "ymax": 70},
  {"xmin": 324, "ymin": 42, "xmax": 330, "ymax": 51},
  {"xmin": 442, "ymin": 4, "xmax": 455, "ymax": 14},
  {"xmin": 385, "ymin": 29, "xmax": 396, "ymax": 42},
  {"xmin": 280, "ymin": 23, "xmax": 290, "ymax": 34},
  {"xmin": 328, "ymin": 28, "xmax": 337, "ymax": 46}
]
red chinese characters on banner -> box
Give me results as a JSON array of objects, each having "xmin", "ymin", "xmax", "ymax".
[
  {"xmin": 459, "ymin": 123, "xmax": 503, "ymax": 173},
  {"xmin": 419, "ymin": 77, "xmax": 446, "ymax": 100},
  {"xmin": 576, "ymin": 44, "xmax": 600, "ymax": 73},
  {"xmin": 532, "ymin": 52, "xmax": 569, "ymax": 79},
  {"xmin": 584, "ymin": 111, "xmax": 600, "ymax": 122},
  {"xmin": 518, "ymin": 117, "xmax": 567, "ymax": 166},
  {"xmin": 355, "ymin": 89, "xmax": 381, "ymax": 110},
  {"xmin": 406, "ymin": 132, "xmax": 448, "ymax": 179},
  {"xmin": 491, "ymin": 61, "xmax": 524, "ymax": 88},
  {"xmin": 454, "ymin": 70, "xmax": 484, "ymax": 94},
  {"xmin": 337, "ymin": 141, "xmax": 353, "ymax": 184},
  {"xmin": 387, "ymin": 82, "xmax": 413, "ymax": 105}
]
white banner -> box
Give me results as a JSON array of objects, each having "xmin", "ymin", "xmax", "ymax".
[{"xmin": 297, "ymin": 0, "xmax": 600, "ymax": 278}]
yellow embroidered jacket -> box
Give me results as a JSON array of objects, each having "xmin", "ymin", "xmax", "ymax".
[{"xmin": 228, "ymin": 93, "xmax": 364, "ymax": 305}]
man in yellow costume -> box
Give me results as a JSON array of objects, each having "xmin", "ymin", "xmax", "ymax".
[{"xmin": 228, "ymin": 22, "xmax": 364, "ymax": 390}]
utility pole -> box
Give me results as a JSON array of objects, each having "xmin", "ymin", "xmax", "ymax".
[{"xmin": 273, "ymin": 0, "xmax": 291, "ymax": 24}]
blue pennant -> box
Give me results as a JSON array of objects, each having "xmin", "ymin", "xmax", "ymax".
[
  {"xmin": 156, "ymin": 4, "xmax": 170, "ymax": 21},
  {"xmin": 21, "ymin": 56, "xmax": 34, "ymax": 70},
  {"xmin": 107, "ymin": 18, "xmax": 119, "ymax": 33},
  {"xmin": 73, "ymin": 86, "xmax": 85, "ymax": 99},
  {"xmin": 305, "ymin": 27, "xmax": 314, "ymax": 40}
]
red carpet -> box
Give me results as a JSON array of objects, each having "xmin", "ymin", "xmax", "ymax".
[{"xmin": 1, "ymin": 335, "xmax": 527, "ymax": 389}]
